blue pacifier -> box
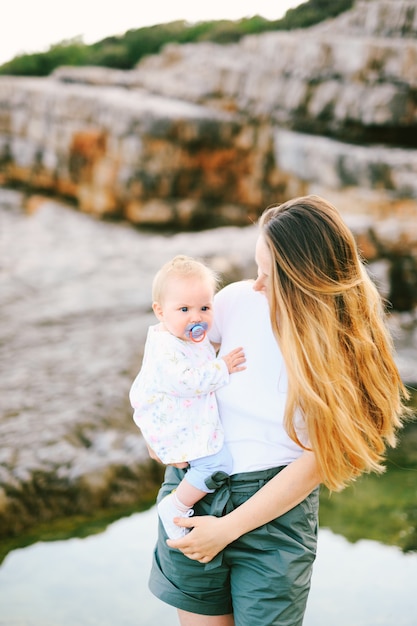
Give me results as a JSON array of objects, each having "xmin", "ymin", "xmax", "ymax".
[{"xmin": 185, "ymin": 322, "xmax": 208, "ymax": 343}]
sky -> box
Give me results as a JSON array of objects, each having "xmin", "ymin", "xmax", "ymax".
[{"xmin": 0, "ymin": 0, "xmax": 302, "ymax": 66}]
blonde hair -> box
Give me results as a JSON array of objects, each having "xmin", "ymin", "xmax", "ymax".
[
  {"xmin": 259, "ymin": 195, "xmax": 410, "ymax": 491},
  {"xmin": 152, "ymin": 255, "xmax": 219, "ymax": 303}
]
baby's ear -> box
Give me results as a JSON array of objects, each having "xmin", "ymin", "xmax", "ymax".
[{"xmin": 152, "ymin": 301, "xmax": 163, "ymax": 321}]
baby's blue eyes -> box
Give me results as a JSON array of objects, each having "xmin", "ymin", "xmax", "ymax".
[{"xmin": 179, "ymin": 306, "xmax": 210, "ymax": 312}]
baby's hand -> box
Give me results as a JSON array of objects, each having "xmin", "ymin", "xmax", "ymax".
[{"xmin": 222, "ymin": 347, "xmax": 246, "ymax": 374}]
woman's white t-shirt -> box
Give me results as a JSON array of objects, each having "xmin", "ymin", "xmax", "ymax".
[{"xmin": 210, "ymin": 280, "xmax": 306, "ymax": 475}]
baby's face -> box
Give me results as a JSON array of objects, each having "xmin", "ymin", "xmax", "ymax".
[{"xmin": 154, "ymin": 275, "xmax": 214, "ymax": 341}]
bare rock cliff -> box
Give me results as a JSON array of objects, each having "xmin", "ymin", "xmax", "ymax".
[
  {"xmin": 0, "ymin": 0, "xmax": 416, "ymax": 229},
  {"xmin": 1, "ymin": 0, "xmax": 416, "ymax": 542}
]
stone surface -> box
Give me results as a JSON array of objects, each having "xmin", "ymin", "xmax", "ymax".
[
  {"xmin": 1, "ymin": 188, "xmax": 416, "ymax": 538},
  {"xmin": 1, "ymin": 0, "xmax": 417, "ymax": 537},
  {"xmin": 0, "ymin": 189, "xmax": 257, "ymax": 536},
  {"xmin": 1, "ymin": 1, "xmax": 417, "ymax": 232},
  {"xmin": 0, "ymin": 77, "xmax": 268, "ymax": 227}
]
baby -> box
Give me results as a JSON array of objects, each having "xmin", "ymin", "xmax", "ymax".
[{"xmin": 129, "ymin": 255, "xmax": 245, "ymax": 539}]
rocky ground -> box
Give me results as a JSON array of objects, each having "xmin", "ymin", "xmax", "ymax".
[
  {"xmin": 1, "ymin": 188, "xmax": 415, "ymax": 538},
  {"xmin": 0, "ymin": 188, "xmax": 257, "ymax": 537}
]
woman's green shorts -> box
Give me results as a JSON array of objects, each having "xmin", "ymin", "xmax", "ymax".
[{"xmin": 149, "ymin": 465, "xmax": 319, "ymax": 626}]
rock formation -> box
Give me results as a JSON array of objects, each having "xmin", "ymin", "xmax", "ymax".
[
  {"xmin": 0, "ymin": 1, "xmax": 416, "ymax": 309},
  {"xmin": 0, "ymin": 1, "xmax": 416, "ymax": 223},
  {"xmin": 1, "ymin": 0, "xmax": 416, "ymax": 541},
  {"xmin": 0, "ymin": 188, "xmax": 258, "ymax": 540}
]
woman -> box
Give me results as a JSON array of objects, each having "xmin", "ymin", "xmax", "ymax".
[{"xmin": 147, "ymin": 195, "xmax": 409, "ymax": 626}]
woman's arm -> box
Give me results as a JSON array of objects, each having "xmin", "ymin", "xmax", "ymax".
[{"xmin": 167, "ymin": 450, "xmax": 321, "ymax": 562}]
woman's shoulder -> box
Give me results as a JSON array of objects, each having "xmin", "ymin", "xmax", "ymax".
[
  {"xmin": 216, "ymin": 279, "xmax": 254, "ymax": 300},
  {"xmin": 215, "ymin": 279, "xmax": 266, "ymax": 309}
]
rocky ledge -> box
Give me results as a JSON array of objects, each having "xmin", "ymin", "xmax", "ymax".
[
  {"xmin": 0, "ymin": 188, "xmax": 416, "ymax": 539},
  {"xmin": 1, "ymin": 0, "xmax": 417, "ymax": 538}
]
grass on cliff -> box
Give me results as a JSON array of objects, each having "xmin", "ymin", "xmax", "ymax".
[
  {"xmin": 0, "ymin": 0, "xmax": 354, "ymax": 76},
  {"xmin": 320, "ymin": 389, "xmax": 417, "ymax": 554}
]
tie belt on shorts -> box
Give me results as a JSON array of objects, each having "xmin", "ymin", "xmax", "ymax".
[
  {"xmin": 202, "ymin": 465, "xmax": 286, "ymax": 570},
  {"xmin": 204, "ymin": 466, "xmax": 286, "ymax": 517}
]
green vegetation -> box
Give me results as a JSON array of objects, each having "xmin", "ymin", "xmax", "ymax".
[
  {"xmin": 320, "ymin": 464, "xmax": 417, "ymax": 553},
  {"xmin": 0, "ymin": 0, "xmax": 354, "ymax": 76},
  {"xmin": 2, "ymin": 422, "xmax": 415, "ymax": 564},
  {"xmin": 1, "ymin": 402, "xmax": 415, "ymax": 565},
  {"xmin": 320, "ymin": 398, "xmax": 417, "ymax": 553},
  {"xmin": 0, "ymin": 486, "xmax": 161, "ymax": 566}
]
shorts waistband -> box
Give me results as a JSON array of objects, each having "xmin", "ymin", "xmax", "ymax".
[{"xmin": 205, "ymin": 465, "xmax": 286, "ymax": 492}]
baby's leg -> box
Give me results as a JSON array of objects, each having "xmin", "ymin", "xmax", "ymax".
[
  {"xmin": 158, "ymin": 457, "xmax": 212, "ymax": 540},
  {"xmin": 157, "ymin": 476, "xmax": 205, "ymax": 540},
  {"xmin": 175, "ymin": 478, "xmax": 207, "ymax": 508},
  {"xmin": 158, "ymin": 456, "xmax": 222, "ymax": 539}
]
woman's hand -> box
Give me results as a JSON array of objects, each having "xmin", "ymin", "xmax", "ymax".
[
  {"xmin": 166, "ymin": 514, "xmax": 237, "ymax": 563},
  {"xmin": 168, "ymin": 451, "xmax": 320, "ymax": 563}
]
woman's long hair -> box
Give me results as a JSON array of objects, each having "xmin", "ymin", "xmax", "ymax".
[{"xmin": 260, "ymin": 195, "xmax": 410, "ymax": 491}]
